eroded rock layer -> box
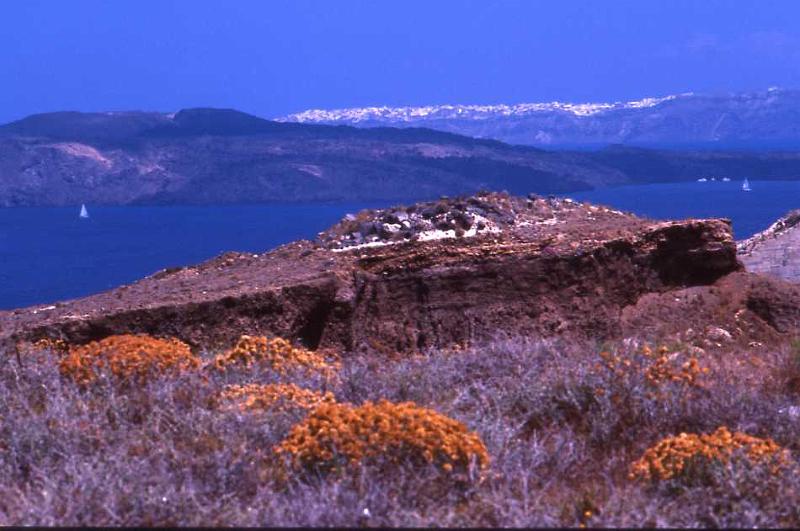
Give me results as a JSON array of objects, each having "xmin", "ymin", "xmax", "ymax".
[
  {"xmin": 5, "ymin": 192, "xmax": 790, "ymax": 355},
  {"xmin": 738, "ymin": 210, "xmax": 800, "ymax": 282}
]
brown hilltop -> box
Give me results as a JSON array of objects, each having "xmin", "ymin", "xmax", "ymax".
[{"xmin": 3, "ymin": 191, "xmax": 800, "ymax": 355}]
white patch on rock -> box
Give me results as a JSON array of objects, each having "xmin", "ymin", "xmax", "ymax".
[
  {"xmin": 49, "ymin": 142, "xmax": 112, "ymax": 167},
  {"xmin": 536, "ymin": 218, "xmax": 562, "ymax": 226},
  {"xmin": 779, "ymin": 405, "xmax": 800, "ymax": 418},
  {"xmin": 705, "ymin": 326, "xmax": 733, "ymax": 342}
]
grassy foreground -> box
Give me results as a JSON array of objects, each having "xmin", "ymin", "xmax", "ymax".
[{"xmin": 2, "ymin": 334, "xmax": 800, "ymax": 527}]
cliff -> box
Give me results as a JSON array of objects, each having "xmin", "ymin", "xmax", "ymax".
[
  {"xmin": 738, "ymin": 209, "xmax": 800, "ymax": 282},
  {"xmin": 281, "ymin": 88, "xmax": 800, "ymax": 149},
  {"xmin": 8, "ymin": 192, "xmax": 799, "ymax": 355},
  {"xmin": 6, "ymin": 108, "xmax": 800, "ymax": 206}
]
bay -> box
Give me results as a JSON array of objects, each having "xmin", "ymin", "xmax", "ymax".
[
  {"xmin": 570, "ymin": 180, "xmax": 800, "ymax": 241},
  {"xmin": 0, "ymin": 202, "xmax": 384, "ymax": 310},
  {"xmin": 3, "ymin": 180, "xmax": 800, "ymax": 310}
]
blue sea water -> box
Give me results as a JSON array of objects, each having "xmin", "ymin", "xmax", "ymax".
[
  {"xmin": 3, "ymin": 180, "xmax": 800, "ymax": 310},
  {"xmin": 571, "ymin": 180, "xmax": 800, "ymax": 240},
  {"xmin": 0, "ymin": 202, "xmax": 385, "ymax": 310}
]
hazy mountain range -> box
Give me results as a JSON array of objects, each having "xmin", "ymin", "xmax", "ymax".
[
  {"xmin": 279, "ymin": 87, "xmax": 800, "ymax": 149},
  {"xmin": 4, "ymin": 107, "xmax": 800, "ymax": 206}
]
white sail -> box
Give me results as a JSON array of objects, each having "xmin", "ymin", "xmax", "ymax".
[
  {"xmin": 742, "ymin": 178, "xmax": 751, "ymax": 192},
  {"xmin": 79, "ymin": 204, "xmax": 89, "ymax": 218}
]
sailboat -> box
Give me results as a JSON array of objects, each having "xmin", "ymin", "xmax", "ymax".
[
  {"xmin": 742, "ymin": 178, "xmax": 752, "ymax": 192},
  {"xmin": 79, "ymin": 204, "xmax": 90, "ymax": 219}
]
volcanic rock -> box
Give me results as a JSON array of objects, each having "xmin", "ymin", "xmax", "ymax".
[
  {"xmin": 6, "ymin": 191, "xmax": 798, "ymax": 357},
  {"xmin": 738, "ymin": 209, "xmax": 800, "ymax": 282}
]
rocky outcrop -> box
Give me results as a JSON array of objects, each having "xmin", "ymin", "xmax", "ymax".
[
  {"xmin": 621, "ymin": 271, "xmax": 800, "ymax": 348},
  {"xmin": 738, "ymin": 210, "xmax": 800, "ymax": 282},
  {"xmin": 12, "ymin": 192, "xmax": 800, "ymax": 356}
]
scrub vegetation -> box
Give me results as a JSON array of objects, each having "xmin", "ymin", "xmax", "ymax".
[{"xmin": 2, "ymin": 334, "xmax": 800, "ymax": 527}]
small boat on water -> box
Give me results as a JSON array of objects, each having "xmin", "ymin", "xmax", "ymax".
[
  {"xmin": 79, "ymin": 204, "xmax": 90, "ymax": 219},
  {"xmin": 722, "ymin": 177, "xmax": 731, "ymax": 182},
  {"xmin": 742, "ymin": 178, "xmax": 752, "ymax": 192},
  {"xmin": 697, "ymin": 177, "xmax": 708, "ymax": 182}
]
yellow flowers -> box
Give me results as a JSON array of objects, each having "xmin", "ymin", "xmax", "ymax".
[
  {"xmin": 219, "ymin": 383, "xmax": 336, "ymax": 413},
  {"xmin": 32, "ymin": 337, "xmax": 69, "ymax": 353},
  {"xmin": 54, "ymin": 332, "xmax": 340, "ymax": 386},
  {"xmin": 275, "ymin": 400, "xmax": 489, "ymax": 475},
  {"xmin": 645, "ymin": 352, "xmax": 705, "ymax": 388},
  {"xmin": 59, "ymin": 334, "xmax": 200, "ymax": 385},
  {"xmin": 211, "ymin": 335, "xmax": 340, "ymax": 380},
  {"xmin": 630, "ymin": 426, "xmax": 790, "ymax": 482},
  {"xmin": 597, "ymin": 344, "xmax": 708, "ymax": 395}
]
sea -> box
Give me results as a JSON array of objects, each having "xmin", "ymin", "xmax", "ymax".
[{"xmin": 2, "ymin": 180, "xmax": 800, "ymax": 310}]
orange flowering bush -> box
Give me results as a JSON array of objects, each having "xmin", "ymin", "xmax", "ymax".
[
  {"xmin": 59, "ymin": 334, "xmax": 200, "ymax": 385},
  {"xmin": 275, "ymin": 400, "xmax": 489, "ymax": 476},
  {"xmin": 32, "ymin": 337, "xmax": 69, "ymax": 353},
  {"xmin": 16, "ymin": 337, "xmax": 70, "ymax": 357},
  {"xmin": 596, "ymin": 344, "xmax": 708, "ymax": 399},
  {"xmin": 219, "ymin": 383, "xmax": 336, "ymax": 413},
  {"xmin": 630, "ymin": 426, "xmax": 790, "ymax": 482},
  {"xmin": 210, "ymin": 335, "xmax": 340, "ymax": 379}
]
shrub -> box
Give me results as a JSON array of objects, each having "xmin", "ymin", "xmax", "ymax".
[
  {"xmin": 7, "ymin": 334, "xmax": 800, "ymax": 526},
  {"xmin": 275, "ymin": 399, "xmax": 489, "ymax": 476},
  {"xmin": 59, "ymin": 334, "xmax": 200, "ymax": 385},
  {"xmin": 629, "ymin": 426, "xmax": 790, "ymax": 483},
  {"xmin": 31, "ymin": 337, "xmax": 69, "ymax": 353},
  {"xmin": 598, "ymin": 344, "xmax": 708, "ymax": 393},
  {"xmin": 211, "ymin": 335, "xmax": 339, "ymax": 380},
  {"xmin": 219, "ymin": 383, "xmax": 336, "ymax": 413}
]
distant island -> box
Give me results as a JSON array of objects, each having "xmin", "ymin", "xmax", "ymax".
[
  {"xmin": 4, "ymin": 106, "xmax": 800, "ymax": 206},
  {"xmin": 280, "ymin": 87, "xmax": 800, "ymax": 149}
]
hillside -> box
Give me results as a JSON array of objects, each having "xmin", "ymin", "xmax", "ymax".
[
  {"xmin": 6, "ymin": 108, "xmax": 800, "ymax": 206},
  {"xmin": 280, "ymin": 87, "xmax": 800, "ymax": 149},
  {"xmin": 0, "ymin": 108, "xmax": 603, "ymax": 206},
  {"xmin": 5, "ymin": 193, "xmax": 800, "ymax": 527}
]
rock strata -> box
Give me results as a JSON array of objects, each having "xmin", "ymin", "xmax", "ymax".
[
  {"xmin": 6, "ymin": 192, "xmax": 795, "ymax": 356},
  {"xmin": 738, "ymin": 210, "xmax": 800, "ymax": 282}
]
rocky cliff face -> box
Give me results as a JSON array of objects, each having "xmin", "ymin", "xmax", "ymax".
[
  {"xmin": 7, "ymin": 192, "xmax": 786, "ymax": 356},
  {"xmin": 738, "ymin": 210, "xmax": 800, "ymax": 282},
  {"xmin": 281, "ymin": 87, "xmax": 800, "ymax": 149}
]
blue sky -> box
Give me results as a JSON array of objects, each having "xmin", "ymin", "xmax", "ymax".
[{"xmin": 2, "ymin": 0, "xmax": 800, "ymax": 122}]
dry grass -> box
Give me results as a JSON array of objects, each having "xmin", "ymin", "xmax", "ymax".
[
  {"xmin": 218, "ymin": 383, "xmax": 336, "ymax": 413},
  {"xmin": 2, "ymin": 333, "xmax": 800, "ymax": 526}
]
